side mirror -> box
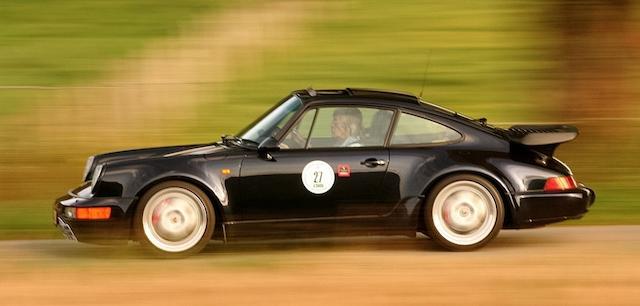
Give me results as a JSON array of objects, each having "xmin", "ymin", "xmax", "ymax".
[
  {"xmin": 258, "ymin": 136, "xmax": 280, "ymax": 151},
  {"xmin": 257, "ymin": 137, "xmax": 280, "ymax": 161}
]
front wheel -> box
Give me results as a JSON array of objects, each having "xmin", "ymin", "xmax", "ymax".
[
  {"xmin": 134, "ymin": 181, "xmax": 215, "ymax": 258},
  {"xmin": 424, "ymin": 174, "xmax": 504, "ymax": 251}
]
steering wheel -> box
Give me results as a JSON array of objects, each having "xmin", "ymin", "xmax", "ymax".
[{"xmin": 281, "ymin": 127, "xmax": 305, "ymax": 149}]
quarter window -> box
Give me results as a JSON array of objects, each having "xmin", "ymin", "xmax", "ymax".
[{"xmin": 391, "ymin": 113, "xmax": 461, "ymax": 145}]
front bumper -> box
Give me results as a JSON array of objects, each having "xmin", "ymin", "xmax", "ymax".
[
  {"xmin": 513, "ymin": 186, "xmax": 596, "ymax": 228},
  {"xmin": 53, "ymin": 183, "xmax": 136, "ymax": 244},
  {"xmin": 56, "ymin": 217, "xmax": 77, "ymax": 241}
]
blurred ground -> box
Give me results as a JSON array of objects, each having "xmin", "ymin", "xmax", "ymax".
[{"xmin": 0, "ymin": 226, "xmax": 638, "ymax": 305}]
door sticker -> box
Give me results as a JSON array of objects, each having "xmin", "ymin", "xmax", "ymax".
[
  {"xmin": 302, "ymin": 160, "xmax": 335, "ymax": 194},
  {"xmin": 337, "ymin": 164, "xmax": 351, "ymax": 177}
]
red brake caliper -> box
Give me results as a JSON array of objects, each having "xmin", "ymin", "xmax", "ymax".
[
  {"xmin": 151, "ymin": 198, "xmax": 171, "ymax": 224},
  {"xmin": 442, "ymin": 201, "xmax": 451, "ymax": 223}
]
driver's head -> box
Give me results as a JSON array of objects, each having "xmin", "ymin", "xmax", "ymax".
[{"xmin": 331, "ymin": 108, "xmax": 363, "ymax": 141}]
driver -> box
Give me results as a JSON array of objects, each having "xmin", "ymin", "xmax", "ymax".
[{"xmin": 331, "ymin": 108, "xmax": 363, "ymax": 147}]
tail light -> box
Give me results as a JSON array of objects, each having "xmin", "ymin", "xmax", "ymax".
[{"xmin": 544, "ymin": 176, "xmax": 577, "ymax": 192}]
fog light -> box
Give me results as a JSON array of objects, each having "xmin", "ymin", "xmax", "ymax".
[{"xmin": 64, "ymin": 207, "xmax": 76, "ymax": 218}]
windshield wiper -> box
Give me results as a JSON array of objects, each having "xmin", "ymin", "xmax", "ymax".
[
  {"xmin": 473, "ymin": 117, "xmax": 488, "ymax": 125},
  {"xmin": 221, "ymin": 135, "xmax": 258, "ymax": 148}
]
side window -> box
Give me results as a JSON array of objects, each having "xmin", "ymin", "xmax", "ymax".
[
  {"xmin": 306, "ymin": 107, "xmax": 393, "ymax": 148},
  {"xmin": 391, "ymin": 113, "xmax": 461, "ymax": 145},
  {"xmin": 280, "ymin": 109, "xmax": 316, "ymax": 149}
]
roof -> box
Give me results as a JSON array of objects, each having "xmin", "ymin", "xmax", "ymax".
[
  {"xmin": 293, "ymin": 88, "xmax": 421, "ymax": 106},
  {"xmin": 290, "ymin": 87, "xmax": 502, "ymax": 136}
]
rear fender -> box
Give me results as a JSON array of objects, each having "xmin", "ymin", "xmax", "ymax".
[{"xmin": 415, "ymin": 165, "xmax": 517, "ymax": 230}]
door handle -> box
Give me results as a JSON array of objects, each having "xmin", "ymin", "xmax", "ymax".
[{"xmin": 361, "ymin": 158, "xmax": 387, "ymax": 168}]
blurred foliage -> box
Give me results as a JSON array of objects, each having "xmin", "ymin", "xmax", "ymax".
[
  {"xmin": 0, "ymin": 0, "xmax": 228, "ymax": 117},
  {"xmin": 203, "ymin": 0, "xmax": 549, "ymax": 130},
  {"xmin": 0, "ymin": 0, "xmax": 638, "ymax": 239},
  {"xmin": 194, "ymin": 0, "xmax": 640, "ymax": 225}
]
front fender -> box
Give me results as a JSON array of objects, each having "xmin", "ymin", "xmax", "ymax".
[{"xmin": 93, "ymin": 155, "xmax": 239, "ymax": 217}]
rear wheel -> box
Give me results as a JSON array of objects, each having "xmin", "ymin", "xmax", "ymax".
[
  {"xmin": 424, "ymin": 174, "xmax": 504, "ymax": 251},
  {"xmin": 135, "ymin": 181, "xmax": 214, "ymax": 258}
]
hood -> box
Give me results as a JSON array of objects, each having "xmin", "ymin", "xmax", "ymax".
[{"xmin": 83, "ymin": 143, "xmax": 227, "ymax": 181}]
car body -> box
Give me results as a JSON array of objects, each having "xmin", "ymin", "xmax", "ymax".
[{"xmin": 54, "ymin": 88, "xmax": 595, "ymax": 256}]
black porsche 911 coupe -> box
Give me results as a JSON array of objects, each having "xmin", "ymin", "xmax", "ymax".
[{"xmin": 54, "ymin": 88, "xmax": 595, "ymax": 257}]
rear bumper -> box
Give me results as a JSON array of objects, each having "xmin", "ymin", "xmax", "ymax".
[
  {"xmin": 53, "ymin": 184, "xmax": 136, "ymax": 244},
  {"xmin": 512, "ymin": 186, "xmax": 595, "ymax": 228}
]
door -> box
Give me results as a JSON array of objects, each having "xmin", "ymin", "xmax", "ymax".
[{"xmin": 237, "ymin": 106, "xmax": 396, "ymax": 221}]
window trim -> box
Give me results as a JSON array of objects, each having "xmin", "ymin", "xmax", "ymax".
[
  {"xmin": 238, "ymin": 95, "xmax": 303, "ymax": 144},
  {"xmin": 383, "ymin": 109, "xmax": 401, "ymax": 148},
  {"xmin": 303, "ymin": 108, "xmax": 319, "ymax": 149}
]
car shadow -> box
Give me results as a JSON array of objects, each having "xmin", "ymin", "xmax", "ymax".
[
  {"xmin": 201, "ymin": 235, "xmax": 441, "ymax": 255},
  {"xmin": 40, "ymin": 229, "xmax": 561, "ymax": 260},
  {"xmin": 39, "ymin": 236, "xmax": 440, "ymax": 260},
  {"xmin": 36, "ymin": 240, "xmax": 147, "ymax": 260}
]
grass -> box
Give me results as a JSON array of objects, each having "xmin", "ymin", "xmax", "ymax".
[
  {"xmin": 0, "ymin": 0, "xmax": 233, "ymax": 238},
  {"xmin": 0, "ymin": 200, "xmax": 59, "ymax": 239},
  {"xmin": 197, "ymin": 0, "xmax": 551, "ymax": 134},
  {"xmin": 0, "ymin": 0, "xmax": 228, "ymax": 118},
  {"xmin": 565, "ymin": 188, "xmax": 640, "ymax": 225}
]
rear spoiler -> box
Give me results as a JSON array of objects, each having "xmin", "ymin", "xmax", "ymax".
[{"xmin": 506, "ymin": 124, "xmax": 578, "ymax": 156}]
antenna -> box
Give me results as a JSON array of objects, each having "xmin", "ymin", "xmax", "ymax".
[{"xmin": 419, "ymin": 50, "xmax": 432, "ymax": 99}]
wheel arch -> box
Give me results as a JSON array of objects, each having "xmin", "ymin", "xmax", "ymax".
[
  {"xmin": 416, "ymin": 168, "xmax": 517, "ymax": 232},
  {"xmin": 128, "ymin": 174, "xmax": 226, "ymax": 241}
]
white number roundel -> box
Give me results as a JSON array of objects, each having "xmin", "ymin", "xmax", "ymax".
[{"xmin": 301, "ymin": 160, "xmax": 335, "ymax": 194}]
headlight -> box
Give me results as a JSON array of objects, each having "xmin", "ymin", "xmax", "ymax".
[
  {"xmin": 82, "ymin": 156, "xmax": 95, "ymax": 181},
  {"xmin": 91, "ymin": 164, "xmax": 104, "ymax": 192}
]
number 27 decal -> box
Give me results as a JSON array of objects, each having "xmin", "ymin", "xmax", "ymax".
[{"xmin": 302, "ymin": 160, "xmax": 335, "ymax": 194}]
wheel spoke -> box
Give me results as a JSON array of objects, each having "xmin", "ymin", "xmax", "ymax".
[
  {"xmin": 142, "ymin": 187, "xmax": 208, "ymax": 253},
  {"xmin": 432, "ymin": 180, "xmax": 497, "ymax": 246}
]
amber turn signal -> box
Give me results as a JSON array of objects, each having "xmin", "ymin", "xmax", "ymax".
[{"xmin": 76, "ymin": 207, "xmax": 112, "ymax": 220}]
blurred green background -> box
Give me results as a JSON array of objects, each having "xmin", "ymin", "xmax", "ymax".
[{"xmin": 0, "ymin": 0, "xmax": 638, "ymax": 239}]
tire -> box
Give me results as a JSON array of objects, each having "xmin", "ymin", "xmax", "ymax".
[
  {"xmin": 424, "ymin": 174, "xmax": 504, "ymax": 251},
  {"xmin": 134, "ymin": 181, "xmax": 215, "ymax": 258}
]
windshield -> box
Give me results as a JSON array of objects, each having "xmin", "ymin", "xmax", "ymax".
[{"xmin": 238, "ymin": 95, "xmax": 303, "ymax": 144}]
